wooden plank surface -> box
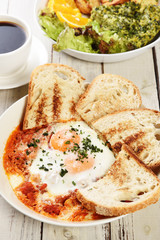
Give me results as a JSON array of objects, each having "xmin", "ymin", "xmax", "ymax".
[{"xmin": 0, "ymin": 0, "xmax": 160, "ymax": 239}]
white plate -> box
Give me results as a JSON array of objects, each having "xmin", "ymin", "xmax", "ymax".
[
  {"xmin": 0, "ymin": 36, "xmax": 48, "ymax": 89},
  {"xmin": 0, "ymin": 96, "xmax": 123, "ymax": 227},
  {"xmin": 34, "ymin": 0, "xmax": 160, "ymax": 63}
]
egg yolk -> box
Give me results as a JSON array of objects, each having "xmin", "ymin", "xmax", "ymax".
[
  {"xmin": 50, "ymin": 129, "xmax": 80, "ymax": 152},
  {"xmin": 64, "ymin": 154, "xmax": 95, "ymax": 173}
]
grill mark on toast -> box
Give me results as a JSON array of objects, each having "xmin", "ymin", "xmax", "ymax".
[
  {"xmin": 53, "ymin": 83, "xmax": 61, "ymax": 120},
  {"xmin": 70, "ymin": 101, "xmax": 76, "ymax": 114},
  {"xmin": 105, "ymin": 122, "xmax": 134, "ymax": 138},
  {"xmin": 36, "ymin": 95, "xmax": 47, "ymax": 126},
  {"xmin": 107, "ymin": 157, "xmax": 128, "ymax": 185},
  {"xmin": 70, "ymin": 100, "xmax": 77, "ymax": 118},
  {"xmin": 134, "ymin": 145, "xmax": 146, "ymax": 155},
  {"xmin": 124, "ymin": 132, "xmax": 145, "ymax": 145},
  {"xmin": 113, "ymin": 142, "xmax": 122, "ymax": 153},
  {"xmin": 112, "ymin": 132, "xmax": 145, "ymax": 153}
]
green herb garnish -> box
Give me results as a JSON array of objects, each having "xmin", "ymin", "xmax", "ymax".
[
  {"xmin": 59, "ymin": 169, "xmax": 68, "ymax": 177},
  {"xmin": 72, "ymin": 181, "xmax": 76, "ymax": 186},
  {"xmin": 43, "ymin": 131, "xmax": 48, "ymax": 136}
]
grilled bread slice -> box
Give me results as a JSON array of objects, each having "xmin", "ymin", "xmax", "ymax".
[
  {"xmin": 76, "ymin": 74, "xmax": 142, "ymax": 125},
  {"xmin": 92, "ymin": 109, "xmax": 160, "ymax": 168},
  {"xmin": 76, "ymin": 144, "xmax": 160, "ymax": 217},
  {"xmin": 23, "ymin": 64, "xmax": 85, "ymax": 130}
]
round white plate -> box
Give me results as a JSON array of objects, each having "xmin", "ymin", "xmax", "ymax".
[
  {"xmin": 0, "ymin": 36, "xmax": 48, "ymax": 89},
  {"xmin": 0, "ymin": 96, "xmax": 123, "ymax": 227},
  {"xmin": 34, "ymin": 0, "xmax": 160, "ymax": 63}
]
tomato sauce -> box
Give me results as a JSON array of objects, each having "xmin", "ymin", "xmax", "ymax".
[{"xmin": 3, "ymin": 125, "xmax": 104, "ymax": 222}]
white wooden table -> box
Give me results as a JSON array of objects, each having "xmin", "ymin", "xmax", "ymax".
[{"xmin": 0, "ymin": 0, "xmax": 160, "ymax": 239}]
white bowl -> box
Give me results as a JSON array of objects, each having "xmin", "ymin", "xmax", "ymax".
[
  {"xmin": 34, "ymin": 0, "xmax": 160, "ymax": 63},
  {"xmin": 0, "ymin": 96, "xmax": 123, "ymax": 226}
]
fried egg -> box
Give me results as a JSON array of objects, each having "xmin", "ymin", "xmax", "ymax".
[{"xmin": 29, "ymin": 121, "xmax": 115, "ymax": 195}]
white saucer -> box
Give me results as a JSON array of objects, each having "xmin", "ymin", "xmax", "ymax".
[{"xmin": 0, "ymin": 36, "xmax": 48, "ymax": 89}]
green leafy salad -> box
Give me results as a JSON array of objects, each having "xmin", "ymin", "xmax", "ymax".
[{"xmin": 39, "ymin": 2, "xmax": 160, "ymax": 54}]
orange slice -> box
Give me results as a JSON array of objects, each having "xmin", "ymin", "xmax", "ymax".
[
  {"xmin": 56, "ymin": 11, "xmax": 89, "ymax": 28},
  {"xmin": 65, "ymin": 0, "xmax": 77, "ymax": 8},
  {"xmin": 53, "ymin": 0, "xmax": 70, "ymax": 7},
  {"xmin": 48, "ymin": 0, "xmax": 70, "ymax": 11},
  {"xmin": 53, "ymin": 4, "xmax": 80, "ymax": 14}
]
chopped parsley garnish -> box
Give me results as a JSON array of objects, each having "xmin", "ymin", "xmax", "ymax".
[
  {"xmin": 59, "ymin": 169, "xmax": 68, "ymax": 177},
  {"xmin": 26, "ymin": 150, "xmax": 31, "ymax": 155},
  {"xmin": 70, "ymin": 127, "xmax": 79, "ymax": 132},
  {"xmin": 39, "ymin": 165, "xmax": 49, "ymax": 171},
  {"xmin": 27, "ymin": 139, "xmax": 39, "ymax": 148},
  {"xmin": 42, "ymin": 149, "xmax": 46, "ymax": 153},
  {"xmin": 69, "ymin": 135, "xmax": 103, "ymax": 162},
  {"xmin": 65, "ymin": 140, "xmax": 71, "ymax": 144},
  {"xmin": 104, "ymin": 140, "xmax": 109, "ymax": 146},
  {"xmin": 43, "ymin": 131, "xmax": 48, "ymax": 136},
  {"xmin": 72, "ymin": 181, "xmax": 76, "ymax": 186},
  {"xmin": 82, "ymin": 137, "xmax": 103, "ymax": 154},
  {"xmin": 40, "ymin": 158, "xmax": 43, "ymax": 161},
  {"xmin": 47, "ymin": 163, "xmax": 53, "ymax": 166}
]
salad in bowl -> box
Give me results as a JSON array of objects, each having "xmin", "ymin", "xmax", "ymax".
[{"xmin": 35, "ymin": 0, "xmax": 160, "ymax": 62}]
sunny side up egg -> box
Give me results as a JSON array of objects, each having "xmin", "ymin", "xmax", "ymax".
[{"xmin": 29, "ymin": 121, "xmax": 115, "ymax": 196}]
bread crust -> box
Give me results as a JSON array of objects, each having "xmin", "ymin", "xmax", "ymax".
[
  {"xmin": 23, "ymin": 64, "xmax": 86, "ymax": 130},
  {"xmin": 76, "ymin": 145, "xmax": 160, "ymax": 217},
  {"xmin": 92, "ymin": 108, "xmax": 160, "ymax": 125},
  {"xmin": 76, "ymin": 74, "xmax": 142, "ymax": 124}
]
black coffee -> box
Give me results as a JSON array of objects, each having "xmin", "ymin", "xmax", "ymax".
[{"xmin": 0, "ymin": 22, "xmax": 26, "ymax": 54}]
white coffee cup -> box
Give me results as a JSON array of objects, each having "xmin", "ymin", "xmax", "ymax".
[{"xmin": 0, "ymin": 15, "xmax": 32, "ymax": 76}]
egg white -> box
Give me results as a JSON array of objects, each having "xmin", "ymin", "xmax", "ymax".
[{"xmin": 29, "ymin": 121, "xmax": 115, "ymax": 195}]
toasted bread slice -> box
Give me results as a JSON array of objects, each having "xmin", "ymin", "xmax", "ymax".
[
  {"xmin": 23, "ymin": 64, "xmax": 85, "ymax": 130},
  {"xmin": 76, "ymin": 144, "xmax": 160, "ymax": 217},
  {"xmin": 92, "ymin": 109, "xmax": 160, "ymax": 168},
  {"xmin": 76, "ymin": 74, "xmax": 142, "ymax": 124}
]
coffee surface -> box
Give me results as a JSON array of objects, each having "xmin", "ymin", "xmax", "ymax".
[{"xmin": 0, "ymin": 22, "xmax": 26, "ymax": 54}]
